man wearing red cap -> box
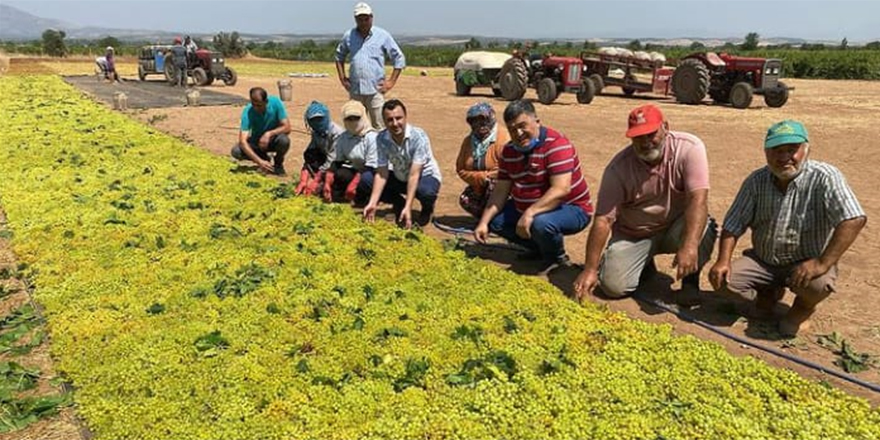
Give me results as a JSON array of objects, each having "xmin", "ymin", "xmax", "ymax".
[{"xmin": 573, "ymin": 104, "xmax": 715, "ymax": 306}]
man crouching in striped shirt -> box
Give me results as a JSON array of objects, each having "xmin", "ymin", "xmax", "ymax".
[
  {"xmin": 474, "ymin": 100, "xmax": 593, "ymax": 271},
  {"xmin": 708, "ymin": 120, "xmax": 866, "ymax": 337}
]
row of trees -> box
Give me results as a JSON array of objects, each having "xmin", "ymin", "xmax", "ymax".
[{"xmin": 6, "ymin": 29, "xmax": 880, "ymax": 80}]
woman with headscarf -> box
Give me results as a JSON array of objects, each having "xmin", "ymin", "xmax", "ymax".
[
  {"xmin": 295, "ymin": 101, "xmax": 345, "ymax": 196},
  {"xmin": 455, "ymin": 102, "xmax": 510, "ymax": 217},
  {"xmin": 322, "ymin": 100, "xmax": 378, "ymax": 204}
]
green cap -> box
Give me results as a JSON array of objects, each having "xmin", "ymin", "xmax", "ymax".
[{"xmin": 764, "ymin": 120, "xmax": 809, "ymax": 149}]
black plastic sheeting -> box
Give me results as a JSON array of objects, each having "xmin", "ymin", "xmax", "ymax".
[{"xmin": 63, "ymin": 75, "xmax": 248, "ymax": 109}]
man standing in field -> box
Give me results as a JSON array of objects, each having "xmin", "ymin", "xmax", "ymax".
[
  {"xmin": 335, "ymin": 2, "xmax": 406, "ymax": 129},
  {"xmin": 474, "ymin": 100, "xmax": 593, "ymax": 270},
  {"xmin": 169, "ymin": 37, "xmax": 188, "ymax": 87},
  {"xmin": 708, "ymin": 120, "xmax": 866, "ymax": 336},
  {"xmin": 231, "ymin": 87, "xmax": 292, "ymax": 176},
  {"xmin": 573, "ymin": 104, "xmax": 716, "ymax": 306}
]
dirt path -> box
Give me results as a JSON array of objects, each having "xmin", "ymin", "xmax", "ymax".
[{"xmin": 90, "ymin": 71, "xmax": 880, "ymax": 405}]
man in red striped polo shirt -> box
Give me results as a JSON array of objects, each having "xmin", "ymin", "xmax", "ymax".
[{"xmin": 474, "ymin": 100, "xmax": 593, "ymax": 269}]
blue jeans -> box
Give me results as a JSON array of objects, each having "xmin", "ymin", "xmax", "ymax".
[
  {"xmin": 379, "ymin": 173, "xmax": 441, "ymax": 218},
  {"xmin": 489, "ymin": 200, "xmax": 590, "ymax": 262}
]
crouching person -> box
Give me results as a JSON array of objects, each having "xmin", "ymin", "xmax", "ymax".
[
  {"xmin": 231, "ymin": 87, "xmax": 291, "ymax": 176},
  {"xmin": 456, "ymin": 102, "xmax": 509, "ymax": 218},
  {"xmin": 323, "ymin": 100, "xmax": 378, "ymax": 204},
  {"xmin": 475, "ymin": 100, "xmax": 593, "ymax": 270},
  {"xmin": 709, "ymin": 120, "xmax": 866, "ymax": 337},
  {"xmin": 295, "ymin": 101, "xmax": 344, "ymax": 195},
  {"xmin": 363, "ymin": 99, "xmax": 442, "ymax": 229}
]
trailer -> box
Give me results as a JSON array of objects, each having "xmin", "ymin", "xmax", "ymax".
[{"xmin": 579, "ymin": 50, "xmax": 674, "ymax": 98}]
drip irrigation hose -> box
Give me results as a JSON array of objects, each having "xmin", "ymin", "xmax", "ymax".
[{"xmin": 433, "ymin": 219, "xmax": 880, "ymax": 395}]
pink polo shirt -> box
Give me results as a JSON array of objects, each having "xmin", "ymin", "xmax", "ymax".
[{"xmin": 595, "ymin": 131, "xmax": 709, "ymax": 238}]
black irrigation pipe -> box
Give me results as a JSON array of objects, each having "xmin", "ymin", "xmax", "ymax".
[{"xmin": 432, "ymin": 219, "xmax": 880, "ymax": 395}]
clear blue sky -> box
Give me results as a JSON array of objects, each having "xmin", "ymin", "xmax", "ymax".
[{"xmin": 3, "ymin": 0, "xmax": 879, "ymax": 41}]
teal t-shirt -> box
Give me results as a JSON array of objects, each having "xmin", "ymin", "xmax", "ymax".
[{"xmin": 240, "ymin": 96, "xmax": 288, "ymax": 141}]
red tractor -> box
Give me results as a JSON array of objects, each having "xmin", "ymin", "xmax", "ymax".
[
  {"xmin": 671, "ymin": 52, "xmax": 790, "ymax": 109},
  {"xmin": 497, "ymin": 53, "xmax": 595, "ymax": 105},
  {"xmin": 164, "ymin": 49, "xmax": 238, "ymax": 87}
]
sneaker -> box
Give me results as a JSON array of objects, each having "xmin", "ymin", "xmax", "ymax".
[
  {"xmin": 416, "ymin": 209, "xmax": 433, "ymax": 227},
  {"xmin": 675, "ymin": 282, "xmax": 702, "ymax": 308},
  {"xmin": 273, "ymin": 165, "xmax": 286, "ymax": 176}
]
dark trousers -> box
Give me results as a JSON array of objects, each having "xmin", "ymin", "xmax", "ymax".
[
  {"xmin": 330, "ymin": 166, "xmax": 375, "ymax": 204},
  {"xmin": 489, "ymin": 200, "xmax": 590, "ymax": 262},
  {"xmin": 374, "ymin": 173, "xmax": 441, "ymax": 217},
  {"xmin": 230, "ymin": 133, "xmax": 291, "ymax": 171}
]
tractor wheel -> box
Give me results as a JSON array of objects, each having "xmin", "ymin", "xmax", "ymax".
[
  {"xmin": 192, "ymin": 67, "xmax": 209, "ymax": 86},
  {"xmin": 223, "ymin": 67, "xmax": 238, "ymax": 86},
  {"xmin": 671, "ymin": 58, "xmax": 710, "ymax": 104},
  {"xmin": 138, "ymin": 65, "xmax": 147, "ymax": 81},
  {"xmin": 576, "ymin": 78, "xmax": 596, "ymax": 104},
  {"xmin": 729, "ymin": 82, "xmax": 754, "ymax": 109},
  {"xmin": 588, "ymin": 73, "xmax": 604, "ymax": 94},
  {"xmin": 537, "ymin": 78, "xmax": 558, "ymax": 105},
  {"xmin": 455, "ymin": 78, "xmax": 471, "ymax": 96},
  {"xmin": 764, "ymin": 81, "xmax": 789, "ymax": 108},
  {"xmin": 498, "ymin": 57, "xmax": 528, "ymax": 101}
]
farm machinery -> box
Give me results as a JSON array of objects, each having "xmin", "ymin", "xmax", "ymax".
[
  {"xmin": 671, "ymin": 52, "xmax": 791, "ymax": 108},
  {"xmin": 580, "ymin": 48, "xmax": 674, "ymax": 98},
  {"xmin": 454, "ymin": 51, "xmax": 512, "ymax": 97},
  {"xmin": 496, "ymin": 52, "xmax": 595, "ymax": 105},
  {"xmin": 163, "ymin": 49, "xmax": 238, "ymax": 87}
]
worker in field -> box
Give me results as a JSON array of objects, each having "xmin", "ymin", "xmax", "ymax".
[
  {"xmin": 184, "ymin": 35, "xmax": 198, "ymax": 66},
  {"xmin": 95, "ymin": 46, "xmax": 119, "ymax": 82},
  {"xmin": 455, "ymin": 102, "xmax": 510, "ymax": 218},
  {"xmin": 335, "ymin": 2, "xmax": 406, "ymax": 129},
  {"xmin": 170, "ymin": 37, "xmax": 188, "ymax": 87},
  {"xmin": 573, "ymin": 104, "xmax": 716, "ymax": 306},
  {"xmin": 295, "ymin": 101, "xmax": 345, "ymax": 196},
  {"xmin": 321, "ymin": 100, "xmax": 378, "ymax": 204},
  {"xmin": 708, "ymin": 120, "xmax": 866, "ymax": 337},
  {"xmin": 474, "ymin": 100, "xmax": 592, "ymax": 271},
  {"xmin": 363, "ymin": 99, "xmax": 442, "ymax": 229},
  {"xmin": 231, "ymin": 87, "xmax": 292, "ymax": 176}
]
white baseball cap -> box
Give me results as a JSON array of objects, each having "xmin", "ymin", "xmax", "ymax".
[{"xmin": 353, "ymin": 2, "xmax": 372, "ymax": 16}]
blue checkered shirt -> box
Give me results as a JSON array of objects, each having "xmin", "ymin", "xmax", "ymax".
[
  {"xmin": 722, "ymin": 160, "xmax": 865, "ymax": 266},
  {"xmin": 335, "ymin": 26, "xmax": 406, "ymax": 95}
]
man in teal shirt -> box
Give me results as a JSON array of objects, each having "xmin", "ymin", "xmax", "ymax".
[{"xmin": 231, "ymin": 87, "xmax": 292, "ymax": 175}]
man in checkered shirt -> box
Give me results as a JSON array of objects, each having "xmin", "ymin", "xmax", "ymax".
[{"xmin": 709, "ymin": 120, "xmax": 866, "ymax": 337}]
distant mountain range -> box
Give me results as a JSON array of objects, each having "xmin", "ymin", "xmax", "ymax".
[{"xmin": 0, "ymin": 4, "xmax": 847, "ymax": 48}]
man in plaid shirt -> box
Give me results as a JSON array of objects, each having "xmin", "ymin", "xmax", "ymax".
[{"xmin": 709, "ymin": 120, "xmax": 866, "ymax": 336}]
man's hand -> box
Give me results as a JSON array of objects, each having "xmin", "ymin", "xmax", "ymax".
[
  {"xmin": 708, "ymin": 261, "xmax": 730, "ymax": 291},
  {"xmin": 398, "ymin": 208, "xmax": 413, "ymax": 230},
  {"xmin": 515, "ymin": 213, "xmax": 534, "ymax": 239},
  {"xmin": 363, "ymin": 203, "xmax": 378, "ymax": 223},
  {"xmin": 788, "ymin": 258, "xmax": 829, "ymax": 289},
  {"xmin": 257, "ymin": 159, "xmax": 274, "ymax": 174},
  {"xmin": 379, "ymin": 78, "xmax": 396, "ymax": 93},
  {"xmin": 572, "ymin": 268, "xmax": 600, "ymax": 302},
  {"xmin": 340, "ymin": 77, "xmax": 351, "ymax": 91},
  {"xmin": 474, "ymin": 223, "xmax": 490, "ymax": 244},
  {"xmin": 258, "ymin": 133, "xmax": 272, "ymax": 149},
  {"xmin": 672, "ymin": 245, "xmax": 698, "ymax": 280}
]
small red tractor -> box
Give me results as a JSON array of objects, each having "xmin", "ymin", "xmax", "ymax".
[
  {"xmin": 164, "ymin": 49, "xmax": 238, "ymax": 87},
  {"xmin": 671, "ymin": 52, "xmax": 790, "ymax": 108},
  {"xmin": 497, "ymin": 52, "xmax": 595, "ymax": 105}
]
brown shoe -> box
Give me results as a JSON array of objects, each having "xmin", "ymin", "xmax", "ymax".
[
  {"xmin": 779, "ymin": 299, "xmax": 816, "ymax": 337},
  {"xmin": 675, "ymin": 282, "xmax": 701, "ymax": 308}
]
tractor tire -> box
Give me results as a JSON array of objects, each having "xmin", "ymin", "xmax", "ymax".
[
  {"xmin": 576, "ymin": 78, "xmax": 596, "ymax": 104},
  {"xmin": 764, "ymin": 81, "xmax": 789, "ymax": 108},
  {"xmin": 672, "ymin": 58, "xmax": 710, "ymax": 104},
  {"xmin": 138, "ymin": 65, "xmax": 147, "ymax": 81},
  {"xmin": 192, "ymin": 67, "xmax": 209, "ymax": 86},
  {"xmin": 729, "ymin": 82, "xmax": 754, "ymax": 109},
  {"xmin": 223, "ymin": 67, "xmax": 238, "ymax": 86},
  {"xmin": 588, "ymin": 73, "xmax": 604, "ymax": 94},
  {"xmin": 537, "ymin": 78, "xmax": 558, "ymax": 105},
  {"xmin": 498, "ymin": 57, "xmax": 528, "ymax": 101},
  {"xmin": 455, "ymin": 79, "xmax": 471, "ymax": 96}
]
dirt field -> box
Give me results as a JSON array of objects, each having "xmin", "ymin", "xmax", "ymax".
[{"xmin": 6, "ymin": 57, "xmax": 880, "ymax": 409}]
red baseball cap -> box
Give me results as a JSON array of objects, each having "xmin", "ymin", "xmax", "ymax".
[{"xmin": 626, "ymin": 105, "xmax": 665, "ymax": 138}]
